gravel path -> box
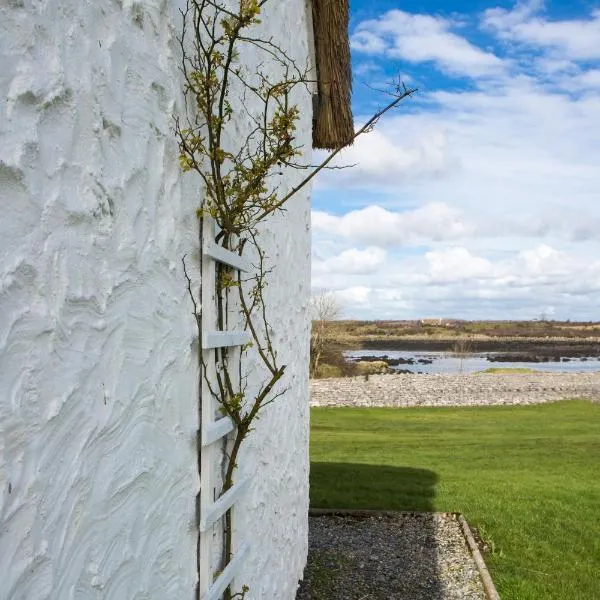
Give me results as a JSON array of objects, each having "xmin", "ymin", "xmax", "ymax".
[
  {"xmin": 296, "ymin": 513, "xmax": 487, "ymax": 600},
  {"xmin": 311, "ymin": 372, "xmax": 600, "ymax": 408}
]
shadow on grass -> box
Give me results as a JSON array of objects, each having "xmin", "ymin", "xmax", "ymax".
[
  {"xmin": 298, "ymin": 463, "xmax": 446, "ymax": 599},
  {"xmin": 309, "ymin": 462, "xmax": 438, "ymax": 511}
]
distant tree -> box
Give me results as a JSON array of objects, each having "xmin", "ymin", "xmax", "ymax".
[
  {"xmin": 309, "ymin": 291, "xmax": 341, "ymax": 377},
  {"xmin": 450, "ymin": 336, "xmax": 474, "ymax": 374}
]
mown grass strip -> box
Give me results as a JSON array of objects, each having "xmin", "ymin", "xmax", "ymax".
[{"xmin": 310, "ymin": 401, "xmax": 600, "ymax": 600}]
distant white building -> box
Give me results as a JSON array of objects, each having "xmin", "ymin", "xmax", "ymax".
[
  {"xmin": 0, "ymin": 1, "xmax": 351, "ymax": 599},
  {"xmin": 421, "ymin": 318, "xmax": 444, "ymax": 326}
]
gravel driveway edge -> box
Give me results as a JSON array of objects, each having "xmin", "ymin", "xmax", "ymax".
[{"xmin": 305, "ymin": 509, "xmax": 500, "ymax": 600}]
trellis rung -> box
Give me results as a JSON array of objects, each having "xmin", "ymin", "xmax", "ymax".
[
  {"xmin": 202, "ymin": 416, "xmax": 235, "ymax": 446},
  {"xmin": 200, "ymin": 476, "xmax": 250, "ymax": 532},
  {"xmin": 202, "ymin": 543, "xmax": 250, "ymax": 600},
  {"xmin": 204, "ymin": 242, "xmax": 250, "ymax": 272},
  {"xmin": 202, "ymin": 331, "xmax": 251, "ymax": 349}
]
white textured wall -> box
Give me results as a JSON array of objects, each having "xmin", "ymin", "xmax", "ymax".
[
  {"xmin": 216, "ymin": 1, "xmax": 313, "ymax": 598},
  {"xmin": 0, "ymin": 1, "xmax": 200, "ymax": 598},
  {"xmin": 0, "ymin": 1, "xmax": 311, "ymax": 599}
]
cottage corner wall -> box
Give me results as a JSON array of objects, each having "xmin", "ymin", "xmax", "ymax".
[
  {"xmin": 0, "ymin": 1, "xmax": 199, "ymax": 598},
  {"xmin": 218, "ymin": 1, "xmax": 313, "ymax": 597},
  {"xmin": 1, "ymin": 1, "xmax": 312, "ymax": 599}
]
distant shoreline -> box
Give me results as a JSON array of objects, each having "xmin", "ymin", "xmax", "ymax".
[{"xmin": 351, "ymin": 337, "xmax": 600, "ymax": 357}]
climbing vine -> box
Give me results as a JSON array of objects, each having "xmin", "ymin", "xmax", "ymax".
[{"xmin": 175, "ymin": 1, "xmax": 415, "ymax": 597}]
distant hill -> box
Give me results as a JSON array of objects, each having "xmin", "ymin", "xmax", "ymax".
[{"xmin": 323, "ymin": 319, "xmax": 600, "ymax": 343}]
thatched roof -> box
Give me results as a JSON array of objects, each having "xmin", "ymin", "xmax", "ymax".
[{"xmin": 311, "ymin": 0, "xmax": 354, "ymax": 150}]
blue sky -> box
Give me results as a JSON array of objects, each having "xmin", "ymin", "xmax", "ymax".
[{"xmin": 311, "ymin": 0, "xmax": 600, "ymax": 320}]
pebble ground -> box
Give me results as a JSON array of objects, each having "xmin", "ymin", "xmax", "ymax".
[{"xmin": 296, "ymin": 513, "xmax": 487, "ymax": 600}]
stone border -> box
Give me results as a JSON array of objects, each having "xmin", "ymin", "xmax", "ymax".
[
  {"xmin": 456, "ymin": 514, "xmax": 500, "ymax": 600},
  {"xmin": 309, "ymin": 508, "xmax": 500, "ymax": 600}
]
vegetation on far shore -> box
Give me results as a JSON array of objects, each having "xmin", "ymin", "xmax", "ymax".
[
  {"xmin": 310, "ymin": 401, "xmax": 600, "ymax": 600},
  {"xmin": 325, "ymin": 318, "xmax": 600, "ymax": 343}
]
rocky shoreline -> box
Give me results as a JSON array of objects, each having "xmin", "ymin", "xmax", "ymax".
[
  {"xmin": 310, "ymin": 372, "xmax": 600, "ymax": 408},
  {"xmin": 486, "ymin": 353, "xmax": 595, "ymax": 363},
  {"xmin": 354, "ymin": 338, "xmax": 600, "ymax": 357},
  {"xmin": 352, "ymin": 354, "xmax": 433, "ymax": 366}
]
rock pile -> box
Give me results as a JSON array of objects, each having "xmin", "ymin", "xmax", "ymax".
[{"xmin": 310, "ymin": 372, "xmax": 600, "ymax": 408}]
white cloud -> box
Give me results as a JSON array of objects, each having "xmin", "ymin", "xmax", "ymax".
[
  {"xmin": 317, "ymin": 126, "xmax": 452, "ymax": 188},
  {"xmin": 334, "ymin": 286, "xmax": 373, "ymax": 306},
  {"xmin": 332, "ymin": 285, "xmax": 413, "ymax": 316},
  {"xmin": 425, "ymin": 247, "xmax": 494, "ymax": 282},
  {"xmin": 519, "ymin": 244, "xmax": 567, "ymax": 276},
  {"xmin": 351, "ymin": 30, "xmax": 387, "ymax": 54},
  {"xmin": 312, "ymin": 2, "xmax": 600, "ymax": 319},
  {"xmin": 563, "ymin": 69, "xmax": 600, "ymax": 90},
  {"xmin": 311, "ymin": 243, "xmax": 600, "ymax": 320},
  {"xmin": 533, "ymin": 56, "xmax": 576, "ymax": 75},
  {"xmin": 423, "ymin": 244, "xmax": 592, "ymax": 286},
  {"xmin": 313, "ymin": 247, "xmax": 387, "ymax": 275},
  {"xmin": 352, "ymin": 9, "xmax": 505, "ymax": 77},
  {"xmin": 353, "ymin": 60, "xmax": 384, "ymax": 77},
  {"xmin": 483, "ymin": 3, "xmax": 600, "ymax": 60},
  {"xmin": 482, "ymin": 0, "xmax": 544, "ymax": 30},
  {"xmin": 317, "ymin": 80, "xmax": 600, "ymax": 239},
  {"xmin": 312, "ymin": 203, "xmax": 471, "ymax": 247}
]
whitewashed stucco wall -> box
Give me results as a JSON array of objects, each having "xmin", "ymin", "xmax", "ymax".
[
  {"xmin": 204, "ymin": 1, "xmax": 313, "ymax": 597},
  {"xmin": 0, "ymin": 1, "xmax": 200, "ymax": 598},
  {"xmin": 0, "ymin": 0, "xmax": 311, "ymax": 599}
]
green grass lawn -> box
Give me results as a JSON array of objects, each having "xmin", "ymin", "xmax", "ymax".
[
  {"xmin": 310, "ymin": 401, "xmax": 600, "ymax": 600},
  {"xmin": 476, "ymin": 367, "xmax": 538, "ymax": 374}
]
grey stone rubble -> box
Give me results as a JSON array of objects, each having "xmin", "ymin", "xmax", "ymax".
[
  {"xmin": 310, "ymin": 372, "xmax": 600, "ymax": 408},
  {"xmin": 297, "ymin": 513, "xmax": 486, "ymax": 600}
]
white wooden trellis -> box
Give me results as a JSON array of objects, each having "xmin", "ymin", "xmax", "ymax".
[{"xmin": 199, "ymin": 217, "xmax": 252, "ymax": 600}]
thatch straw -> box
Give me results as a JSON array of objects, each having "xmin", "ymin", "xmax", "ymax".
[{"xmin": 311, "ymin": 0, "xmax": 354, "ymax": 149}]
